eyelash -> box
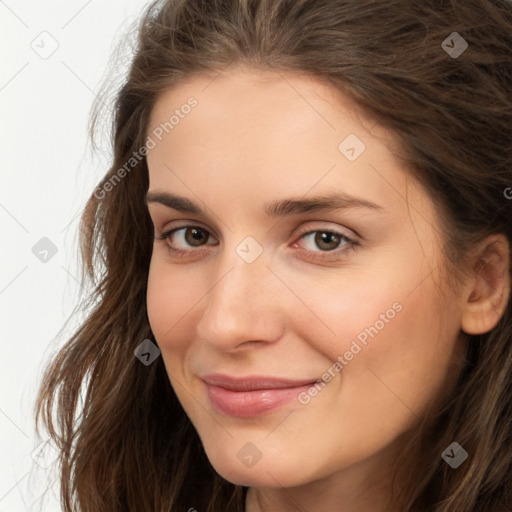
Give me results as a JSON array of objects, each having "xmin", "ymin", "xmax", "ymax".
[{"xmin": 154, "ymin": 224, "xmax": 359, "ymax": 261}]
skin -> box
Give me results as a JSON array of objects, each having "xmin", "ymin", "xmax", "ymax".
[{"xmin": 144, "ymin": 66, "xmax": 510, "ymax": 511}]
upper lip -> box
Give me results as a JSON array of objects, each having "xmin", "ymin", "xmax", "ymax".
[{"xmin": 201, "ymin": 373, "xmax": 318, "ymax": 391}]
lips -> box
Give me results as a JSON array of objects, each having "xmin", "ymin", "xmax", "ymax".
[{"xmin": 201, "ymin": 373, "xmax": 319, "ymax": 417}]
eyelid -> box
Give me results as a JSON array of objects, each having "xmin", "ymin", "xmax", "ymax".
[
  {"xmin": 155, "ymin": 221, "xmax": 357, "ymax": 242},
  {"xmin": 155, "ymin": 220, "xmax": 218, "ymax": 240},
  {"xmin": 293, "ymin": 221, "xmax": 359, "ymax": 243},
  {"xmin": 155, "ymin": 220, "xmax": 360, "ymax": 259}
]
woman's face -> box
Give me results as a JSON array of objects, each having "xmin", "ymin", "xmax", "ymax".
[{"xmin": 145, "ymin": 67, "xmax": 467, "ymax": 498}]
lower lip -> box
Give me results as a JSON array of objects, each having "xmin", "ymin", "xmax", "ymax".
[{"xmin": 204, "ymin": 382, "xmax": 313, "ymax": 418}]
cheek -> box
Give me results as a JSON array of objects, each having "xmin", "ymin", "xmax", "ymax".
[
  {"xmin": 368, "ymin": 284, "xmax": 460, "ymax": 397},
  {"xmin": 294, "ymin": 253, "xmax": 459, "ymax": 414},
  {"xmin": 146, "ymin": 257, "xmax": 202, "ymax": 351},
  {"xmin": 284, "ymin": 272, "xmax": 459, "ymax": 472},
  {"xmin": 329, "ymin": 274, "xmax": 459, "ymax": 424},
  {"xmin": 279, "ymin": 261, "xmax": 409, "ymax": 364}
]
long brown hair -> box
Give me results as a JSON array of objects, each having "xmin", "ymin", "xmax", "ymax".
[{"xmin": 35, "ymin": 0, "xmax": 512, "ymax": 510}]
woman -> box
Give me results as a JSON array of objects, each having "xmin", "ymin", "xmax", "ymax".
[{"xmin": 35, "ymin": 0, "xmax": 512, "ymax": 510}]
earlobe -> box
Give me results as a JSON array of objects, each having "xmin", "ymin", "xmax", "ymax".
[{"xmin": 460, "ymin": 234, "xmax": 511, "ymax": 336}]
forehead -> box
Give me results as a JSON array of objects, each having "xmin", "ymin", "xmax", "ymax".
[
  {"xmin": 145, "ymin": 67, "xmax": 432, "ymax": 226},
  {"xmin": 148, "ymin": 66, "xmax": 376, "ymax": 150}
]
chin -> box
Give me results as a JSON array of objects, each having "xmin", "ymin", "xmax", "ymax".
[{"xmin": 204, "ymin": 446, "xmax": 313, "ymax": 488}]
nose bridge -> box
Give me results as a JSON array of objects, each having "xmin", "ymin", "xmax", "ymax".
[
  {"xmin": 214, "ymin": 265, "xmax": 255, "ymax": 314},
  {"xmin": 196, "ymin": 248, "xmax": 282, "ymax": 349}
]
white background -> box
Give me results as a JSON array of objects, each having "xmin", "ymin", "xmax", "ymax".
[{"xmin": 0, "ymin": 1, "xmax": 149, "ymax": 510}]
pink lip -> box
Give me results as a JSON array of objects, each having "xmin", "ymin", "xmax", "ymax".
[{"xmin": 201, "ymin": 374, "xmax": 318, "ymax": 418}]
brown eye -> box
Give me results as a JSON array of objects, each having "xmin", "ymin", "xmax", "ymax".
[
  {"xmin": 158, "ymin": 225, "xmax": 218, "ymax": 254},
  {"xmin": 314, "ymin": 231, "xmax": 342, "ymax": 251},
  {"xmin": 293, "ymin": 228, "xmax": 358, "ymax": 260},
  {"xmin": 184, "ymin": 227, "xmax": 209, "ymax": 246}
]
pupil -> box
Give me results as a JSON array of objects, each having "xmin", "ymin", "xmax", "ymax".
[{"xmin": 315, "ymin": 231, "xmax": 340, "ymax": 250}]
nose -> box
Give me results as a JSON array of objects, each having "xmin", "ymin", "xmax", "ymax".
[{"xmin": 195, "ymin": 251, "xmax": 285, "ymax": 352}]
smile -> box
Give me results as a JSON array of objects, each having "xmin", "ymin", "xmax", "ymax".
[{"xmin": 201, "ymin": 374, "xmax": 319, "ymax": 418}]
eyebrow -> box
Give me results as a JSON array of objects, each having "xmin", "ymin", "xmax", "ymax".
[{"xmin": 145, "ymin": 191, "xmax": 384, "ymax": 217}]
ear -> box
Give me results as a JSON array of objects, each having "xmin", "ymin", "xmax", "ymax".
[{"xmin": 460, "ymin": 234, "xmax": 511, "ymax": 335}]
